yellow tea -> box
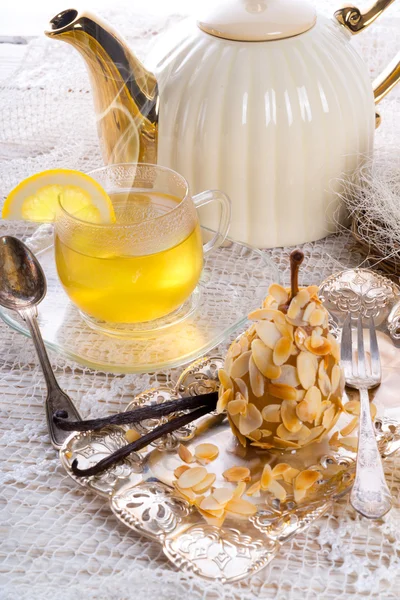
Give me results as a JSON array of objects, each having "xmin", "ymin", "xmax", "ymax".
[{"xmin": 55, "ymin": 192, "xmax": 203, "ymax": 323}]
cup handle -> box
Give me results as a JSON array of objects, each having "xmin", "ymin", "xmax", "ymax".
[{"xmin": 192, "ymin": 190, "xmax": 231, "ymax": 255}]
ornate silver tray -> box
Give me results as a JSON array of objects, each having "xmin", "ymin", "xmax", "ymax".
[{"xmin": 59, "ymin": 270, "xmax": 400, "ymax": 583}]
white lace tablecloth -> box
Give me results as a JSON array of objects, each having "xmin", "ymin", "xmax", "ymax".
[{"xmin": 1, "ymin": 2, "xmax": 400, "ymax": 598}]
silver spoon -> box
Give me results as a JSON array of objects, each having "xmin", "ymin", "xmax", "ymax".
[{"xmin": 0, "ymin": 235, "xmax": 81, "ymax": 448}]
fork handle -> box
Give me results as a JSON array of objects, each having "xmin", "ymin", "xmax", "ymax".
[{"xmin": 350, "ymin": 387, "xmax": 392, "ymax": 519}]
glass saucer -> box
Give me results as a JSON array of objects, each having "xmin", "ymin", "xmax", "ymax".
[{"xmin": 0, "ymin": 228, "xmax": 279, "ymax": 373}]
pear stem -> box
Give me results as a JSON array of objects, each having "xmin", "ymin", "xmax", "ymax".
[{"xmin": 290, "ymin": 250, "xmax": 304, "ymax": 299}]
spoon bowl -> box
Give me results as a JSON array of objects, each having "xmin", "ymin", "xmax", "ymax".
[
  {"xmin": 0, "ymin": 236, "xmax": 46, "ymax": 311},
  {"xmin": 0, "ymin": 235, "xmax": 81, "ymax": 448}
]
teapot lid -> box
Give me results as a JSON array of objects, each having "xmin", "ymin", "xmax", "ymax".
[{"xmin": 197, "ymin": 0, "xmax": 317, "ymax": 41}]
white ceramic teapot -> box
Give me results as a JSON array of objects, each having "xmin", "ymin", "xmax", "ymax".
[{"xmin": 46, "ymin": 1, "xmax": 400, "ymax": 247}]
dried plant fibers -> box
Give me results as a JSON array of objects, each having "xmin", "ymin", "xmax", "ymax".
[{"xmin": 337, "ymin": 147, "xmax": 400, "ymax": 271}]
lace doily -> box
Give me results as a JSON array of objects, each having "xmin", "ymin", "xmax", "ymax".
[{"xmin": 1, "ymin": 2, "xmax": 400, "ymax": 598}]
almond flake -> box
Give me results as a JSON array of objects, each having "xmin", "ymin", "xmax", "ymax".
[
  {"xmin": 276, "ymin": 423, "xmax": 310, "ymax": 442},
  {"xmin": 194, "ymin": 443, "xmax": 219, "ymax": 464},
  {"xmin": 173, "ymin": 482, "xmax": 197, "ymax": 504},
  {"xmin": 296, "ymin": 386, "xmax": 322, "ymax": 423},
  {"xmin": 287, "ymin": 298, "xmax": 301, "ymax": 320},
  {"xmin": 248, "ymin": 429, "xmax": 262, "ymax": 441},
  {"xmin": 296, "ymin": 389, "xmax": 306, "ymax": 402},
  {"xmin": 199, "ymin": 496, "xmax": 224, "ymax": 512},
  {"xmin": 345, "ymin": 400, "xmax": 360, "ymax": 416},
  {"xmin": 255, "ymin": 321, "xmax": 282, "ymax": 350},
  {"xmin": 216, "ymin": 388, "xmax": 232, "ymax": 414},
  {"xmin": 327, "ymin": 333, "xmax": 340, "ymax": 362},
  {"xmin": 297, "ymin": 351, "xmax": 318, "ymax": 389},
  {"xmin": 228, "ymin": 415, "xmax": 247, "ymax": 447},
  {"xmin": 295, "ymin": 289, "xmax": 311, "ymax": 307},
  {"xmin": 314, "ymin": 399, "xmax": 331, "ymax": 426},
  {"xmin": 225, "ymin": 497, "xmax": 258, "ymax": 517},
  {"xmin": 198, "ymin": 508, "xmax": 226, "ymax": 527},
  {"xmin": 259, "ymin": 429, "xmax": 273, "ymax": 437},
  {"xmin": 178, "ymin": 466, "xmax": 208, "ymax": 489},
  {"xmin": 213, "ymin": 487, "xmax": 235, "ymax": 506},
  {"xmin": 310, "ymin": 330, "xmax": 324, "ymax": 348},
  {"xmin": 239, "ymin": 403, "xmax": 263, "ymax": 436},
  {"xmin": 251, "ymin": 441, "xmax": 274, "ymax": 449},
  {"xmin": 246, "ymin": 480, "xmax": 261, "ymax": 496},
  {"xmin": 230, "ymin": 351, "xmax": 252, "ymax": 379},
  {"xmin": 339, "ymin": 436, "xmax": 358, "ymax": 451},
  {"xmin": 273, "ymin": 337, "xmax": 292, "ymax": 366},
  {"xmin": 275, "ymin": 321, "xmax": 294, "ymax": 340},
  {"xmin": 178, "ymin": 444, "xmax": 194, "ymax": 464},
  {"xmin": 272, "ymin": 463, "xmax": 291, "ymax": 478},
  {"xmin": 303, "ymin": 302, "xmax": 316, "ymax": 323},
  {"xmin": 233, "ymin": 481, "xmax": 247, "ymax": 498},
  {"xmin": 227, "ymin": 398, "xmax": 247, "ymax": 416},
  {"xmin": 309, "ymin": 309, "xmax": 326, "ymax": 327},
  {"xmin": 295, "ymin": 469, "xmax": 322, "ymax": 491},
  {"xmin": 223, "ymin": 466, "xmax": 251, "ymax": 482},
  {"xmin": 281, "ymin": 399, "xmax": 303, "ymax": 433},
  {"xmin": 224, "ymin": 354, "xmax": 233, "ymax": 374},
  {"xmin": 322, "ymin": 404, "xmax": 336, "ymax": 430},
  {"xmin": 248, "ymin": 308, "xmax": 286, "ymax": 325},
  {"xmin": 318, "ymin": 360, "xmax": 332, "ymax": 397},
  {"xmin": 331, "ymin": 365, "xmax": 342, "ymax": 394},
  {"xmin": 340, "ymin": 417, "xmax": 358, "ymax": 437},
  {"xmin": 307, "ymin": 285, "xmax": 320, "ymax": 297},
  {"xmin": 218, "ymin": 368, "xmax": 233, "ymax": 391},
  {"xmin": 269, "ymin": 284, "xmax": 289, "ymax": 305},
  {"xmin": 249, "ymin": 356, "xmax": 265, "ymax": 398},
  {"xmin": 267, "ymin": 479, "xmax": 287, "ymax": 501},
  {"xmin": 294, "ymin": 327, "xmax": 308, "ymax": 352},
  {"xmin": 125, "ymin": 429, "xmax": 141, "ymax": 443},
  {"xmin": 234, "ymin": 378, "xmax": 249, "ymax": 401},
  {"xmin": 260, "ymin": 464, "xmax": 273, "ymax": 489},
  {"xmin": 272, "ymin": 365, "xmax": 300, "ymax": 388},
  {"xmin": 294, "ymin": 488, "xmax": 307, "ymax": 503},
  {"xmin": 304, "ymin": 337, "xmax": 332, "ymax": 356},
  {"xmin": 329, "ymin": 431, "xmax": 340, "ymax": 448},
  {"xmin": 302, "ymin": 425, "xmax": 325, "ymax": 444},
  {"xmin": 268, "ymin": 383, "xmax": 297, "ymax": 401},
  {"xmin": 263, "ymin": 295, "xmax": 278, "ymax": 309},
  {"xmin": 239, "ymin": 335, "xmax": 250, "ymax": 352},
  {"xmin": 283, "ymin": 467, "xmax": 300, "ymax": 483},
  {"xmin": 261, "ymin": 404, "xmax": 282, "ymax": 422},
  {"xmin": 272, "ymin": 437, "xmax": 301, "ymax": 449},
  {"xmin": 192, "ymin": 473, "xmax": 216, "ymax": 493},
  {"xmin": 230, "ymin": 342, "xmax": 242, "ymax": 359},
  {"xmin": 174, "ymin": 465, "xmax": 190, "ymax": 478},
  {"xmin": 296, "ymin": 425, "xmax": 312, "ymax": 441},
  {"xmin": 252, "ymin": 339, "xmax": 281, "ymax": 379}
]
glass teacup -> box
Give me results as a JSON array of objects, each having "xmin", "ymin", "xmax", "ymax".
[{"xmin": 54, "ymin": 163, "xmax": 231, "ymax": 333}]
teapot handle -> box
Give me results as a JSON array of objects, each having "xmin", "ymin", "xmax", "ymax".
[
  {"xmin": 335, "ymin": 1, "xmax": 400, "ymax": 127},
  {"xmin": 373, "ymin": 52, "xmax": 400, "ymax": 105},
  {"xmin": 334, "ymin": 0, "xmax": 395, "ymax": 33}
]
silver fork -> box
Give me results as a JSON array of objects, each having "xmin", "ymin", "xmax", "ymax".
[{"xmin": 341, "ymin": 314, "xmax": 392, "ymax": 519}]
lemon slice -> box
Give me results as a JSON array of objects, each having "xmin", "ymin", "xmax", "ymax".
[{"xmin": 2, "ymin": 169, "xmax": 115, "ymax": 224}]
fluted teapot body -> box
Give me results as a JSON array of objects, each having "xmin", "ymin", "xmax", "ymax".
[{"xmin": 46, "ymin": 1, "xmax": 400, "ymax": 247}]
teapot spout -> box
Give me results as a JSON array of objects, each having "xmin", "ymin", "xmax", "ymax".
[{"xmin": 45, "ymin": 9, "xmax": 158, "ymax": 165}]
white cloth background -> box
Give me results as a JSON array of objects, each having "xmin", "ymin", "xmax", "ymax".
[{"xmin": 0, "ymin": 1, "xmax": 400, "ymax": 598}]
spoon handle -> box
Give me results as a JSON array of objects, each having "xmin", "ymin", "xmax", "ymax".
[{"xmin": 20, "ymin": 307, "xmax": 82, "ymax": 448}]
